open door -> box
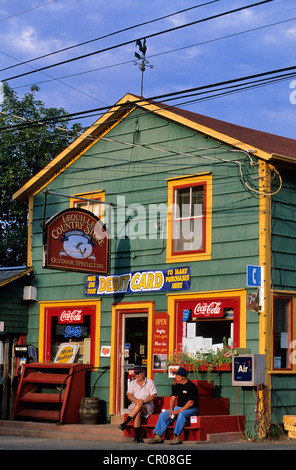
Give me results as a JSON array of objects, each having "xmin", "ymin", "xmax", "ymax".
[{"xmin": 121, "ymin": 313, "xmax": 148, "ymax": 411}]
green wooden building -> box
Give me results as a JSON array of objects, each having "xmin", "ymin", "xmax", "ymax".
[{"xmin": 12, "ymin": 94, "xmax": 296, "ymax": 437}]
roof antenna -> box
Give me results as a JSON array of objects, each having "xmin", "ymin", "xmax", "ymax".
[{"xmin": 134, "ymin": 38, "xmax": 153, "ymax": 96}]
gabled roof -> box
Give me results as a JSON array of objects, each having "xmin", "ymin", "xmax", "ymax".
[
  {"xmin": 13, "ymin": 93, "xmax": 296, "ymax": 202},
  {"xmin": 158, "ymin": 103, "xmax": 296, "ymax": 162}
]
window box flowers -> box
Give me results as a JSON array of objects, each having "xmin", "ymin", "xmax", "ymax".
[{"xmin": 167, "ymin": 338, "xmax": 232, "ymax": 381}]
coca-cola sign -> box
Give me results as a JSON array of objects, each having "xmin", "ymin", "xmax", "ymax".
[
  {"xmin": 59, "ymin": 309, "xmax": 83, "ymax": 323},
  {"xmin": 193, "ymin": 301, "xmax": 224, "ymax": 318}
]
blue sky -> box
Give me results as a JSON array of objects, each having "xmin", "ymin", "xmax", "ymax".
[{"xmin": 1, "ymin": 0, "xmax": 296, "ymax": 138}]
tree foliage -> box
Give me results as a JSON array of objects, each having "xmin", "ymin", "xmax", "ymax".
[{"xmin": 0, "ymin": 83, "xmax": 82, "ymax": 267}]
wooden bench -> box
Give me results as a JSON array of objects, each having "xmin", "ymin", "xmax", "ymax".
[{"xmin": 123, "ymin": 380, "xmax": 245, "ymax": 441}]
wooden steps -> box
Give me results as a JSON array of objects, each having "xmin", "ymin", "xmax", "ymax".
[
  {"xmin": 22, "ymin": 372, "xmax": 69, "ymax": 384},
  {"xmin": 12, "ymin": 409, "xmax": 60, "ymax": 421},
  {"xmin": 12, "ymin": 363, "xmax": 88, "ymax": 424},
  {"xmin": 19, "ymin": 392, "xmax": 63, "ymax": 404}
]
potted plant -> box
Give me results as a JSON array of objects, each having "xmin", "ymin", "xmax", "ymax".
[{"xmin": 167, "ymin": 337, "xmax": 232, "ymax": 382}]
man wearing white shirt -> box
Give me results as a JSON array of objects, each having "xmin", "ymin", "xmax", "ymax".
[{"xmin": 119, "ymin": 366, "xmax": 157, "ymax": 443}]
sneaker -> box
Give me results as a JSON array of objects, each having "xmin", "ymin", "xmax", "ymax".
[
  {"xmin": 133, "ymin": 436, "xmax": 144, "ymax": 443},
  {"xmin": 170, "ymin": 434, "xmax": 181, "ymax": 445},
  {"xmin": 148, "ymin": 434, "xmax": 163, "ymax": 444}
]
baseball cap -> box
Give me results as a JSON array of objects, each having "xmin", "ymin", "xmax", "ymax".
[{"xmin": 172, "ymin": 367, "xmax": 188, "ymax": 377}]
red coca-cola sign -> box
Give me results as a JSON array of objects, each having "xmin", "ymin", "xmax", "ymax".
[
  {"xmin": 193, "ymin": 301, "xmax": 223, "ymax": 318},
  {"xmin": 59, "ymin": 309, "xmax": 83, "ymax": 323}
]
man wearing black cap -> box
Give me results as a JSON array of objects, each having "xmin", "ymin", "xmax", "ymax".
[
  {"xmin": 119, "ymin": 366, "xmax": 157, "ymax": 443},
  {"xmin": 149, "ymin": 366, "xmax": 198, "ymax": 445}
]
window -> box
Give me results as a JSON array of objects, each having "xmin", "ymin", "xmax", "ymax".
[
  {"xmin": 173, "ymin": 184, "xmax": 204, "ymax": 253},
  {"xmin": 166, "ymin": 174, "xmax": 212, "ymax": 262},
  {"xmin": 40, "ymin": 302, "xmax": 101, "ymax": 367},
  {"xmin": 175, "ymin": 296, "xmax": 241, "ymax": 353},
  {"xmin": 71, "ymin": 191, "xmax": 105, "ymax": 219},
  {"xmin": 273, "ymin": 297, "xmax": 292, "ymax": 370}
]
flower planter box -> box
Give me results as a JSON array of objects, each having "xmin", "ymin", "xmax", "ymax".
[
  {"xmin": 181, "ymin": 363, "xmax": 231, "ymax": 373},
  {"xmin": 198, "ymin": 364, "xmax": 231, "ymax": 372}
]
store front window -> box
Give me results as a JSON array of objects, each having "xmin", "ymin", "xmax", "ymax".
[
  {"xmin": 41, "ymin": 303, "xmax": 100, "ymax": 366},
  {"xmin": 175, "ymin": 296, "xmax": 240, "ymax": 353},
  {"xmin": 273, "ymin": 296, "xmax": 292, "ymax": 370}
]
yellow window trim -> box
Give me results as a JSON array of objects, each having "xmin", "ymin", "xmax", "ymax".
[
  {"xmin": 38, "ymin": 299, "xmax": 101, "ymax": 368},
  {"xmin": 109, "ymin": 301, "xmax": 154, "ymax": 416},
  {"xmin": 166, "ymin": 174, "xmax": 212, "ymax": 263},
  {"xmin": 70, "ymin": 190, "xmax": 105, "ymax": 204},
  {"xmin": 270, "ymin": 295, "xmax": 296, "ymax": 374},
  {"xmin": 70, "ymin": 190, "xmax": 105, "ymax": 220}
]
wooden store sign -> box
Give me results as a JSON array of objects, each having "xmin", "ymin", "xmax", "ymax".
[
  {"xmin": 152, "ymin": 311, "xmax": 169, "ymax": 371},
  {"xmin": 43, "ymin": 208, "xmax": 109, "ymax": 274}
]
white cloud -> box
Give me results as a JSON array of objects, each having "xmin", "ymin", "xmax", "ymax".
[
  {"xmin": 0, "ymin": 20, "xmax": 72, "ymax": 62},
  {"xmin": 285, "ymin": 27, "xmax": 296, "ymax": 39}
]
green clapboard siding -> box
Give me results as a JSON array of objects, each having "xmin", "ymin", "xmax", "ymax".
[{"xmin": 0, "ymin": 279, "xmax": 30, "ymax": 334}]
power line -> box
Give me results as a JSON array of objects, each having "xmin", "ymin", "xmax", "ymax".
[
  {"xmin": 1, "ymin": 0, "xmax": 275, "ymax": 82},
  {"xmin": 0, "ymin": 0, "xmax": 221, "ymax": 73},
  {"xmin": 0, "ymin": 49, "xmax": 108, "ymax": 105},
  {"xmin": 1, "ymin": 63, "xmax": 295, "ymax": 133},
  {"xmin": 0, "ymin": 0, "xmax": 56, "ymax": 23},
  {"xmin": 12, "ymin": 16, "xmax": 296, "ymax": 92}
]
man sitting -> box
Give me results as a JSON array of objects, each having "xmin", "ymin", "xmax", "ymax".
[
  {"xmin": 149, "ymin": 366, "xmax": 198, "ymax": 445},
  {"xmin": 119, "ymin": 366, "xmax": 157, "ymax": 443}
]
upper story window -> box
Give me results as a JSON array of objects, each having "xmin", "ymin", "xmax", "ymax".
[
  {"xmin": 173, "ymin": 184, "xmax": 204, "ymax": 253},
  {"xmin": 166, "ymin": 174, "xmax": 212, "ymax": 263},
  {"xmin": 70, "ymin": 191, "xmax": 105, "ymax": 219}
]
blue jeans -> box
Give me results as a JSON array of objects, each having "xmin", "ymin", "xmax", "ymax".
[{"xmin": 153, "ymin": 406, "xmax": 198, "ymax": 437}]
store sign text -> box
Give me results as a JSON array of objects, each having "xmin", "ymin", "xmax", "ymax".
[
  {"xmin": 59, "ymin": 309, "xmax": 83, "ymax": 323},
  {"xmin": 152, "ymin": 311, "xmax": 169, "ymax": 371},
  {"xmin": 193, "ymin": 301, "xmax": 224, "ymax": 318},
  {"xmin": 85, "ymin": 266, "xmax": 191, "ymax": 296},
  {"xmin": 43, "ymin": 208, "xmax": 109, "ymax": 274}
]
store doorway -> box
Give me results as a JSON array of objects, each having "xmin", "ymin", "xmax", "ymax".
[{"xmin": 121, "ymin": 313, "xmax": 148, "ymax": 412}]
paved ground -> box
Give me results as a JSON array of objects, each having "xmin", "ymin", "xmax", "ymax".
[{"xmin": 1, "ymin": 434, "xmax": 296, "ymax": 452}]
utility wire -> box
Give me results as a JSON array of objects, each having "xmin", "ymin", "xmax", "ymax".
[
  {"xmin": 1, "ymin": 0, "xmax": 275, "ymax": 82},
  {"xmin": 0, "ymin": 0, "xmax": 56, "ymax": 22},
  {"xmin": 0, "ymin": 62, "xmax": 295, "ymax": 132},
  {"xmin": 0, "ymin": 2, "xmax": 223, "ymax": 106},
  {"xmin": 0, "ymin": 0, "xmax": 221, "ymax": 73},
  {"xmin": 12, "ymin": 16, "xmax": 296, "ymax": 91},
  {"xmin": 0, "ymin": 49, "xmax": 108, "ymax": 105}
]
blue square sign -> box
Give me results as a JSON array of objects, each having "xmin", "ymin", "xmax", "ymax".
[
  {"xmin": 247, "ymin": 265, "xmax": 263, "ymax": 287},
  {"xmin": 233, "ymin": 356, "xmax": 253, "ymax": 383}
]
